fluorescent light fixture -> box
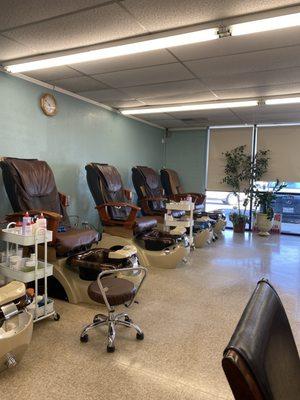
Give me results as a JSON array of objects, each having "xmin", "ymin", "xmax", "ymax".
[
  {"xmin": 265, "ymin": 97, "xmax": 300, "ymax": 105},
  {"xmin": 121, "ymin": 100, "xmax": 258, "ymax": 115},
  {"xmin": 5, "ymin": 28, "xmax": 218, "ymax": 73},
  {"xmin": 231, "ymin": 12, "xmax": 300, "ymax": 36}
]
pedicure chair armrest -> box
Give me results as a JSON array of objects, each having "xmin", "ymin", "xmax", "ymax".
[
  {"xmin": 6, "ymin": 210, "xmax": 62, "ymax": 243},
  {"xmin": 96, "ymin": 202, "xmax": 141, "ymax": 228},
  {"xmin": 123, "ymin": 189, "xmax": 133, "ymax": 201},
  {"xmin": 59, "ymin": 192, "xmax": 70, "ymax": 207},
  {"xmin": 140, "ymin": 196, "xmax": 168, "ymax": 215}
]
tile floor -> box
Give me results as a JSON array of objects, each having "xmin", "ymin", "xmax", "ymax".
[{"xmin": 1, "ymin": 231, "xmax": 299, "ymax": 399}]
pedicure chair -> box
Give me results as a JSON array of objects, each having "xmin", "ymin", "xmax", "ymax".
[
  {"xmin": 132, "ymin": 166, "xmax": 213, "ymax": 247},
  {"xmin": 0, "ymin": 158, "xmax": 135, "ymax": 304},
  {"xmin": 85, "ymin": 163, "xmax": 188, "ymax": 269},
  {"xmin": 0, "ymin": 281, "xmax": 33, "ymax": 372},
  {"xmin": 160, "ymin": 168, "xmax": 226, "ymax": 236}
]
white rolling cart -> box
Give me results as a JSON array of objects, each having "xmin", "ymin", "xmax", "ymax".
[
  {"xmin": 0, "ymin": 222, "xmax": 60, "ymax": 323},
  {"xmin": 164, "ymin": 200, "xmax": 195, "ymax": 250}
]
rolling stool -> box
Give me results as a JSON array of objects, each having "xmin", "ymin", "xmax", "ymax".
[{"xmin": 80, "ymin": 266, "xmax": 147, "ymax": 352}]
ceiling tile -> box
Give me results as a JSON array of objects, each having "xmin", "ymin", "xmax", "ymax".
[
  {"xmin": 140, "ymin": 117, "xmax": 188, "ymax": 128},
  {"xmin": 4, "ymin": 4, "xmax": 145, "ymax": 54},
  {"xmin": 50, "ymin": 76, "xmax": 108, "ymax": 92},
  {"xmin": 121, "ymin": 79, "xmax": 207, "ymax": 98},
  {"xmin": 171, "ymin": 26, "xmax": 300, "ymax": 61},
  {"xmin": 234, "ymin": 109, "xmax": 300, "ymax": 124},
  {"xmin": 122, "ymin": 0, "xmax": 300, "ymax": 31},
  {"xmin": 214, "ymin": 83, "xmax": 300, "ymax": 100},
  {"xmin": 73, "ymin": 50, "xmax": 177, "ymax": 75},
  {"xmin": 0, "ymin": 34, "xmax": 36, "ymax": 62},
  {"xmin": 79, "ymin": 88, "xmax": 135, "ymax": 102},
  {"xmin": 139, "ymin": 91, "xmax": 217, "ymax": 105},
  {"xmin": 105, "ymin": 100, "xmax": 145, "ymax": 108},
  {"xmin": 93, "ymin": 63, "xmax": 194, "ymax": 88},
  {"xmin": 0, "ymin": 0, "xmax": 110, "ymax": 31},
  {"xmin": 202, "ymin": 67, "xmax": 300, "ymax": 91},
  {"xmin": 167, "ymin": 108, "xmax": 242, "ymax": 125},
  {"xmin": 24, "ymin": 66, "xmax": 83, "ymax": 81},
  {"xmin": 185, "ymin": 46, "xmax": 300, "ymax": 78}
]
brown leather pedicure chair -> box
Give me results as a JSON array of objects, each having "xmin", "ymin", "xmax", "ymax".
[
  {"xmin": 132, "ymin": 166, "xmax": 214, "ymax": 247},
  {"xmin": 85, "ymin": 163, "xmax": 189, "ymax": 269},
  {"xmin": 0, "ymin": 157, "xmax": 130, "ymax": 304},
  {"xmin": 160, "ymin": 168, "xmax": 226, "ymax": 236}
]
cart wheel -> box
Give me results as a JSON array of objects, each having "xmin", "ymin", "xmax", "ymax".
[
  {"xmin": 136, "ymin": 332, "xmax": 144, "ymax": 340},
  {"xmin": 107, "ymin": 345, "xmax": 115, "ymax": 353},
  {"xmin": 53, "ymin": 313, "xmax": 60, "ymax": 321},
  {"xmin": 80, "ymin": 334, "xmax": 89, "ymax": 343}
]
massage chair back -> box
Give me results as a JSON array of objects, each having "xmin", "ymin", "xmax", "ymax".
[
  {"xmin": 160, "ymin": 168, "xmax": 182, "ymax": 197},
  {"xmin": 132, "ymin": 166, "xmax": 165, "ymax": 213},
  {"xmin": 0, "ymin": 157, "xmax": 69, "ymax": 226},
  {"xmin": 85, "ymin": 163, "xmax": 131, "ymax": 221},
  {"xmin": 223, "ymin": 279, "xmax": 300, "ymax": 399}
]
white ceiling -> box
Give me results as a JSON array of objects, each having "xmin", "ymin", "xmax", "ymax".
[{"xmin": 2, "ymin": 0, "xmax": 300, "ymax": 127}]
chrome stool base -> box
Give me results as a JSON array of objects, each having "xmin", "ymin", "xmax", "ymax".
[{"xmin": 80, "ymin": 311, "xmax": 144, "ymax": 353}]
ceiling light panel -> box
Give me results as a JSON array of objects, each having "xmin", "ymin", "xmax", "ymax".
[
  {"xmin": 5, "ymin": 28, "xmax": 218, "ymax": 73},
  {"xmin": 121, "ymin": 100, "xmax": 258, "ymax": 115},
  {"xmin": 231, "ymin": 12, "xmax": 300, "ymax": 36}
]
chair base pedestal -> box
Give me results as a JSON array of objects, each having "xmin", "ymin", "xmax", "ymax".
[{"xmin": 80, "ymin": 311, "xmax": 144, "ymax": 352}]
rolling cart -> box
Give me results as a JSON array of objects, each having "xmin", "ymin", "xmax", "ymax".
[
  {"xmin": 165, "ymin": 200, "xmax": 195, "ymax": 250},
  {"xmin": 0, "ymin": 222, "xmax": 60, "ymax": 322}
]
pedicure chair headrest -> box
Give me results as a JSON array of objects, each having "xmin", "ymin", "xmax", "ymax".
[{"xmin": 0, "ymin": 157, "xmax": 99, "ymax": 256}]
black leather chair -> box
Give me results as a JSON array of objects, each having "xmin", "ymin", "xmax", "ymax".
[
  {"xmin": 0, "ymin": 157, "xmax": 99, "ymax": 256},
  {"xmin": 160, "ymin": 168, "xmax": 206, "ymax": 208},
  {"xmin": 85, "ymin": 163, "xmax": 185, "ymax": 251},
  {"xmin": 131, "ymin": 165, "xmax": 185, "ymax": 223},
  {"xmin": 222, "ymin": 279, "xmax": 300, "ymax": 399}
]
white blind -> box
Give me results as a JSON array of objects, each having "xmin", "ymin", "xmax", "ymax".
[
  {"xmin": 207, "ymin": 128, "xmax": 253, "ymax": 190},
  {"xmin": 257, "ymin": 126, "xmax": 300, "ymax": 182}
]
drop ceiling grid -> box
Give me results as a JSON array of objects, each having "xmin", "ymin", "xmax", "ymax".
[{"xmin": 3, "ymin": 1, "xmax": 300, "ymax": 127}]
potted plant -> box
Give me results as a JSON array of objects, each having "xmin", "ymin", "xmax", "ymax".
[
  {"xmin": 253, "ymin": 179, "xmax": 286, "ymax": 236},
  {"xmin": 223, "ymin": 145, "xmax": 270, "ymax": 233}
]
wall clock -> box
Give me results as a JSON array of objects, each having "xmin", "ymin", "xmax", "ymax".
[{"xmin": 40, "ymin": 93, "xmax": 57, "ymax": 116}]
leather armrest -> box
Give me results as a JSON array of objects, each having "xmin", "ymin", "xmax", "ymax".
[
  {"xmin": 59, "ymin": 192, "xmax": 70, "ymax": 207},
  {"xmin": 95, "ymin": 202, "xmax": 140, "ymax": 228},
  {"xmin": 140, "ymin": 196, "xmax": 167, "ymax": 215},
  {"xmin": 6, "ymin": 210, "xmax": 62, "ymax": 243}
]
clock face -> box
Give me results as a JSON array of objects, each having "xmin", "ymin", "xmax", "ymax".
[{"xmin": 40, "ymin": 93, "xmax": 57, "ymax": 116}]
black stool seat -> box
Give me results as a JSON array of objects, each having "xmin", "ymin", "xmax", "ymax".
[{"xmin": 88, "ymin": 277, "xmax": 136, "ymax": 306}]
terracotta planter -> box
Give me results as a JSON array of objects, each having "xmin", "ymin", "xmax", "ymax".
[
  {"xmin": 256, "ymin": 213, "xmax": 273, "ymax": 236},
  {"xmin": 233, "ymin": 218, "xmax": 246, "ymax": 233}
]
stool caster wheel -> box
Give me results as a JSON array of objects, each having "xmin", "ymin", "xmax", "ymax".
[
  {"xmin": 80, "ymin": 334, "xmax": 89, "ymax": 343},
  {"xmin": 107, "ymin": 345, "xmax": 115, "ymax": 353},
  {"xmin": 136, "ymin": 332, "xmax": 144, "ymax": 340},
  {"xmin": 54, "ymin": 313, "xmax": 60, "ymax": 321}
]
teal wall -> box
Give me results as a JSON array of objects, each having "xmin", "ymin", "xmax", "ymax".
[
  {"xmin": 0, "ymin": 72, "xmax": 164, "ymax": 227},
  {"xmin": 165, "ymin": 129, "xmax": 208, "ymax": 193}
]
